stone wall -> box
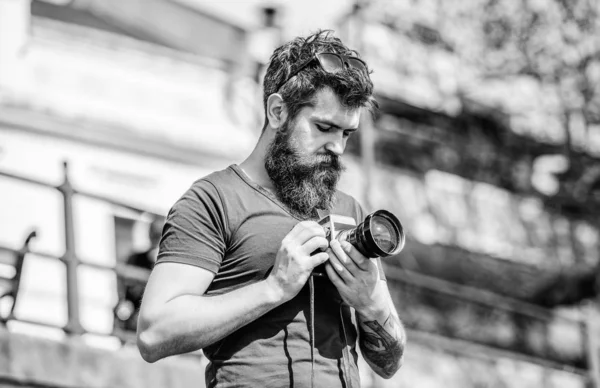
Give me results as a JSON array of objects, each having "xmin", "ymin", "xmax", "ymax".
[
  {"xmin": 385, "ymin": 335, "xmax": 587, "ymax": 388},
  {"xmin": 0, "ymin": 329, "xmax": 205, "ymax": 388},
  {"xmin": 0, "ymin": 327, "xmax": 588, "ymax": 388}
]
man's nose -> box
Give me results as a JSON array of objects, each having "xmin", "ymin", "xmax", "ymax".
[{"xmin": 324, "ymin": 133, "xmax": 345, "ymax": 156}]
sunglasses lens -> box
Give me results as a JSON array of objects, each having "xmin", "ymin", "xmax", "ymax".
[
  {"xmin": 347, "ymin": 58, "xmax": 368, "ymax": 74},
  {"xmin": 317, "ymin": 53, "xmax": 344, "ymax": 72}
]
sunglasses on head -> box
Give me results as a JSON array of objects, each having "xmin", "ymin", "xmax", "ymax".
[{"xmin": 275, "ymin": 52, "xmax": 369, "ymax": 92}]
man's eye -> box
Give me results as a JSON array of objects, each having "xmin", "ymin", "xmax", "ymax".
[
  {"xmin": 316, "ymin": 124, "xmax": 333, "ymax": 132},
  {"xmin": 343, "ymin": 131, "xmax": 354, "ymax": 137}
]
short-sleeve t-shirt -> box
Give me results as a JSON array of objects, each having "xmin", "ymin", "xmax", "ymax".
[{"xmin": 156, "ymin": 164, "xmax": 383, "ymax": 388}]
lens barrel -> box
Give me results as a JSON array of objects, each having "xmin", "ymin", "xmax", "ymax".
[{"xmin": 337, "ymin": 210, "xmax": 405, "ymax": 258}]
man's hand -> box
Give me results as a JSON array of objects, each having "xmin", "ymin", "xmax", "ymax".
[
  {"xmin": 325, "ymin": 240, "xmax": 405, "ymax": 379},
  {"xmin": 324, "ymin": 239, "xmax": 386, "ymax": 314},
  {"xmin": 266, "ymin": 221, "xmax": 330, "ymax": 302}
]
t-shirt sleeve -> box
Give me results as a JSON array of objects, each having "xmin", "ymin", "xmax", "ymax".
[
  {"xmin": 352, "ymin": 198, "xmax": 387, "ymax": 282},
  {"xmin": 156, "ymin": 179, "xmax": 227, "ymax": 274}
]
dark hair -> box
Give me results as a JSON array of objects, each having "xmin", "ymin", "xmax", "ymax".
[{"xmin": 262, "ymin": 30, "xmax": 377, "ymax": 131}]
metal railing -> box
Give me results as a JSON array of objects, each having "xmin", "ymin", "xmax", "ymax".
[{"xmin": 0, "ymin": 162, "xmax": 158, "ymax": 342}]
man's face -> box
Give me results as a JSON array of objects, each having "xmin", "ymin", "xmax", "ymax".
[{"xmin": 265, "ymin": 88, "xmax": 361, "ymax": 218}]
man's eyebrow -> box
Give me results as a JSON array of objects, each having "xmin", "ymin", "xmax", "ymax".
[{"xmin": 313, "ymin": 118, "xmax": 359, "ymax": 131}]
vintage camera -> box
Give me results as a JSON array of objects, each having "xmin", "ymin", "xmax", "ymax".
[{"xmin": 313, "ymin": 210, "xmax": 405, "ymax": 276}]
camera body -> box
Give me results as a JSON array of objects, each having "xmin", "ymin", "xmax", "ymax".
[
  {"xmin": 318, "ymin": 214, "xmax": 358, "ymax": 244},
  {"xmin": 319, "ymin": 209, "xmax": 405, "ymax": 258},
  {"xmin": 313, "ymin": 214, "xmax": 357, "ymax": 277},
  {"xmin": 313, "ymin": 210, "xmax": 405, "ymax": 277}
]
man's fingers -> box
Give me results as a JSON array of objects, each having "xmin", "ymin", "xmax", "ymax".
[
  {"xmin": 325, "ymin": 262, "xmax": 345, "ymax": 287},
  {"xmin": 327, "ymin": 246, "xmax": 354, "ymax": 284},
  {"xmin": 339, "ymin": 241, "xmax": 370, "ymax": 271},
  {"xmin": 330, "ymin": 240, "xmax": 359, "ymax": 275},
  {"xmin": 302, "ymin": 236, "xmax": 329, "ymax": 255},
  {"xmin": 289, "ymin": 221, "xmax": 326, "ymax": 244},
  {"xmin": 309, "ymin": 252, "xmax": 330, "ymax": 268}
]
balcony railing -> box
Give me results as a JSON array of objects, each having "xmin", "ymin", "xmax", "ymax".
[{"xmin": 0, "ymin": 161, "xmax": 157, "ymax": 343}]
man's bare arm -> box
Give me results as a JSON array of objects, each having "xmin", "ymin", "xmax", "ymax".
[
  {"xmin": 137, "ymin": 263, "xmax": 286, "ymax": 362},
  {"xmin": 356, "ymin": 284, "xmax": 405, "ymax": 379}
]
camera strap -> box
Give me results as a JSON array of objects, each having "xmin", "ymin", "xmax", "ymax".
[
  {"xmin": 307, "ymin": 209, "xmax": 327, "ymax": 388},
  {"xmin": 309, "ymin": 275, "xmax": 315, "ymax": 388}
]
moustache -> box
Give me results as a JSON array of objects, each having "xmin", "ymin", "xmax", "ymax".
[{"xmin": 312, "ymin": 153, "xmax": 342, "ymax": 169}]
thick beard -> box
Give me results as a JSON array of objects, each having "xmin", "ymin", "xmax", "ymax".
[{"xmin": 264, "ymin": 120, "xmax": 345, "ymax": 219}]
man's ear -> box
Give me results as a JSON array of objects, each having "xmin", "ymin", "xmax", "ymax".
[{"xmin": 266, "ymin": 93, "xmax": 288, "ymax": 130}]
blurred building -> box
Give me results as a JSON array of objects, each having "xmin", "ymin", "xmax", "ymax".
[
  {"xmin": 1, "ymin": 0, "xmax": 600, "ymax": 387},
  {"xmin": 0, "ymin": 0, "xmax": 272, "ymax": 385},
  {"xmin": 337, "ymin": 1, "xmax": 600, "ymax": 387},
  {"xmin": 0, "ymin": 0, "xmax": 263, "ymax": 356}
]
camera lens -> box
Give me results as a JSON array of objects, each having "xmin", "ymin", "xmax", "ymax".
[
  {"xmin": 371, "ymin": 215, "xmax": 397, "ymax": 252},
  {"xmin": 339, "ymin": 210, "xmax": 405, "ymax": 258}
]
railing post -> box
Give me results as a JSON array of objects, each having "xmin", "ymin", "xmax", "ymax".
[
  {"xmin": 585, "ymin": 303, "xmax": 600, "ymax": 388},
  {"xmin": 58, "ymin": 161, "xmax": 84, "ymax": 336}
]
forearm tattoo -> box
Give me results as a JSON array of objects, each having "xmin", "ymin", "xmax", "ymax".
[{"xmin": 358, "ymin": 312, "xmax": 405, "ymax": 378}]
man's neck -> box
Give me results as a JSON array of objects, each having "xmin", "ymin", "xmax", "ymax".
[{"xmin": 239, "ymin": 132, "xmax": 276, "ymax": 192}]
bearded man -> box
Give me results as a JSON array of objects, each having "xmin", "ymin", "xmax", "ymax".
[{"xmin": 137, "ymin": 30, "xmax": 406, "ymax": 388}]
